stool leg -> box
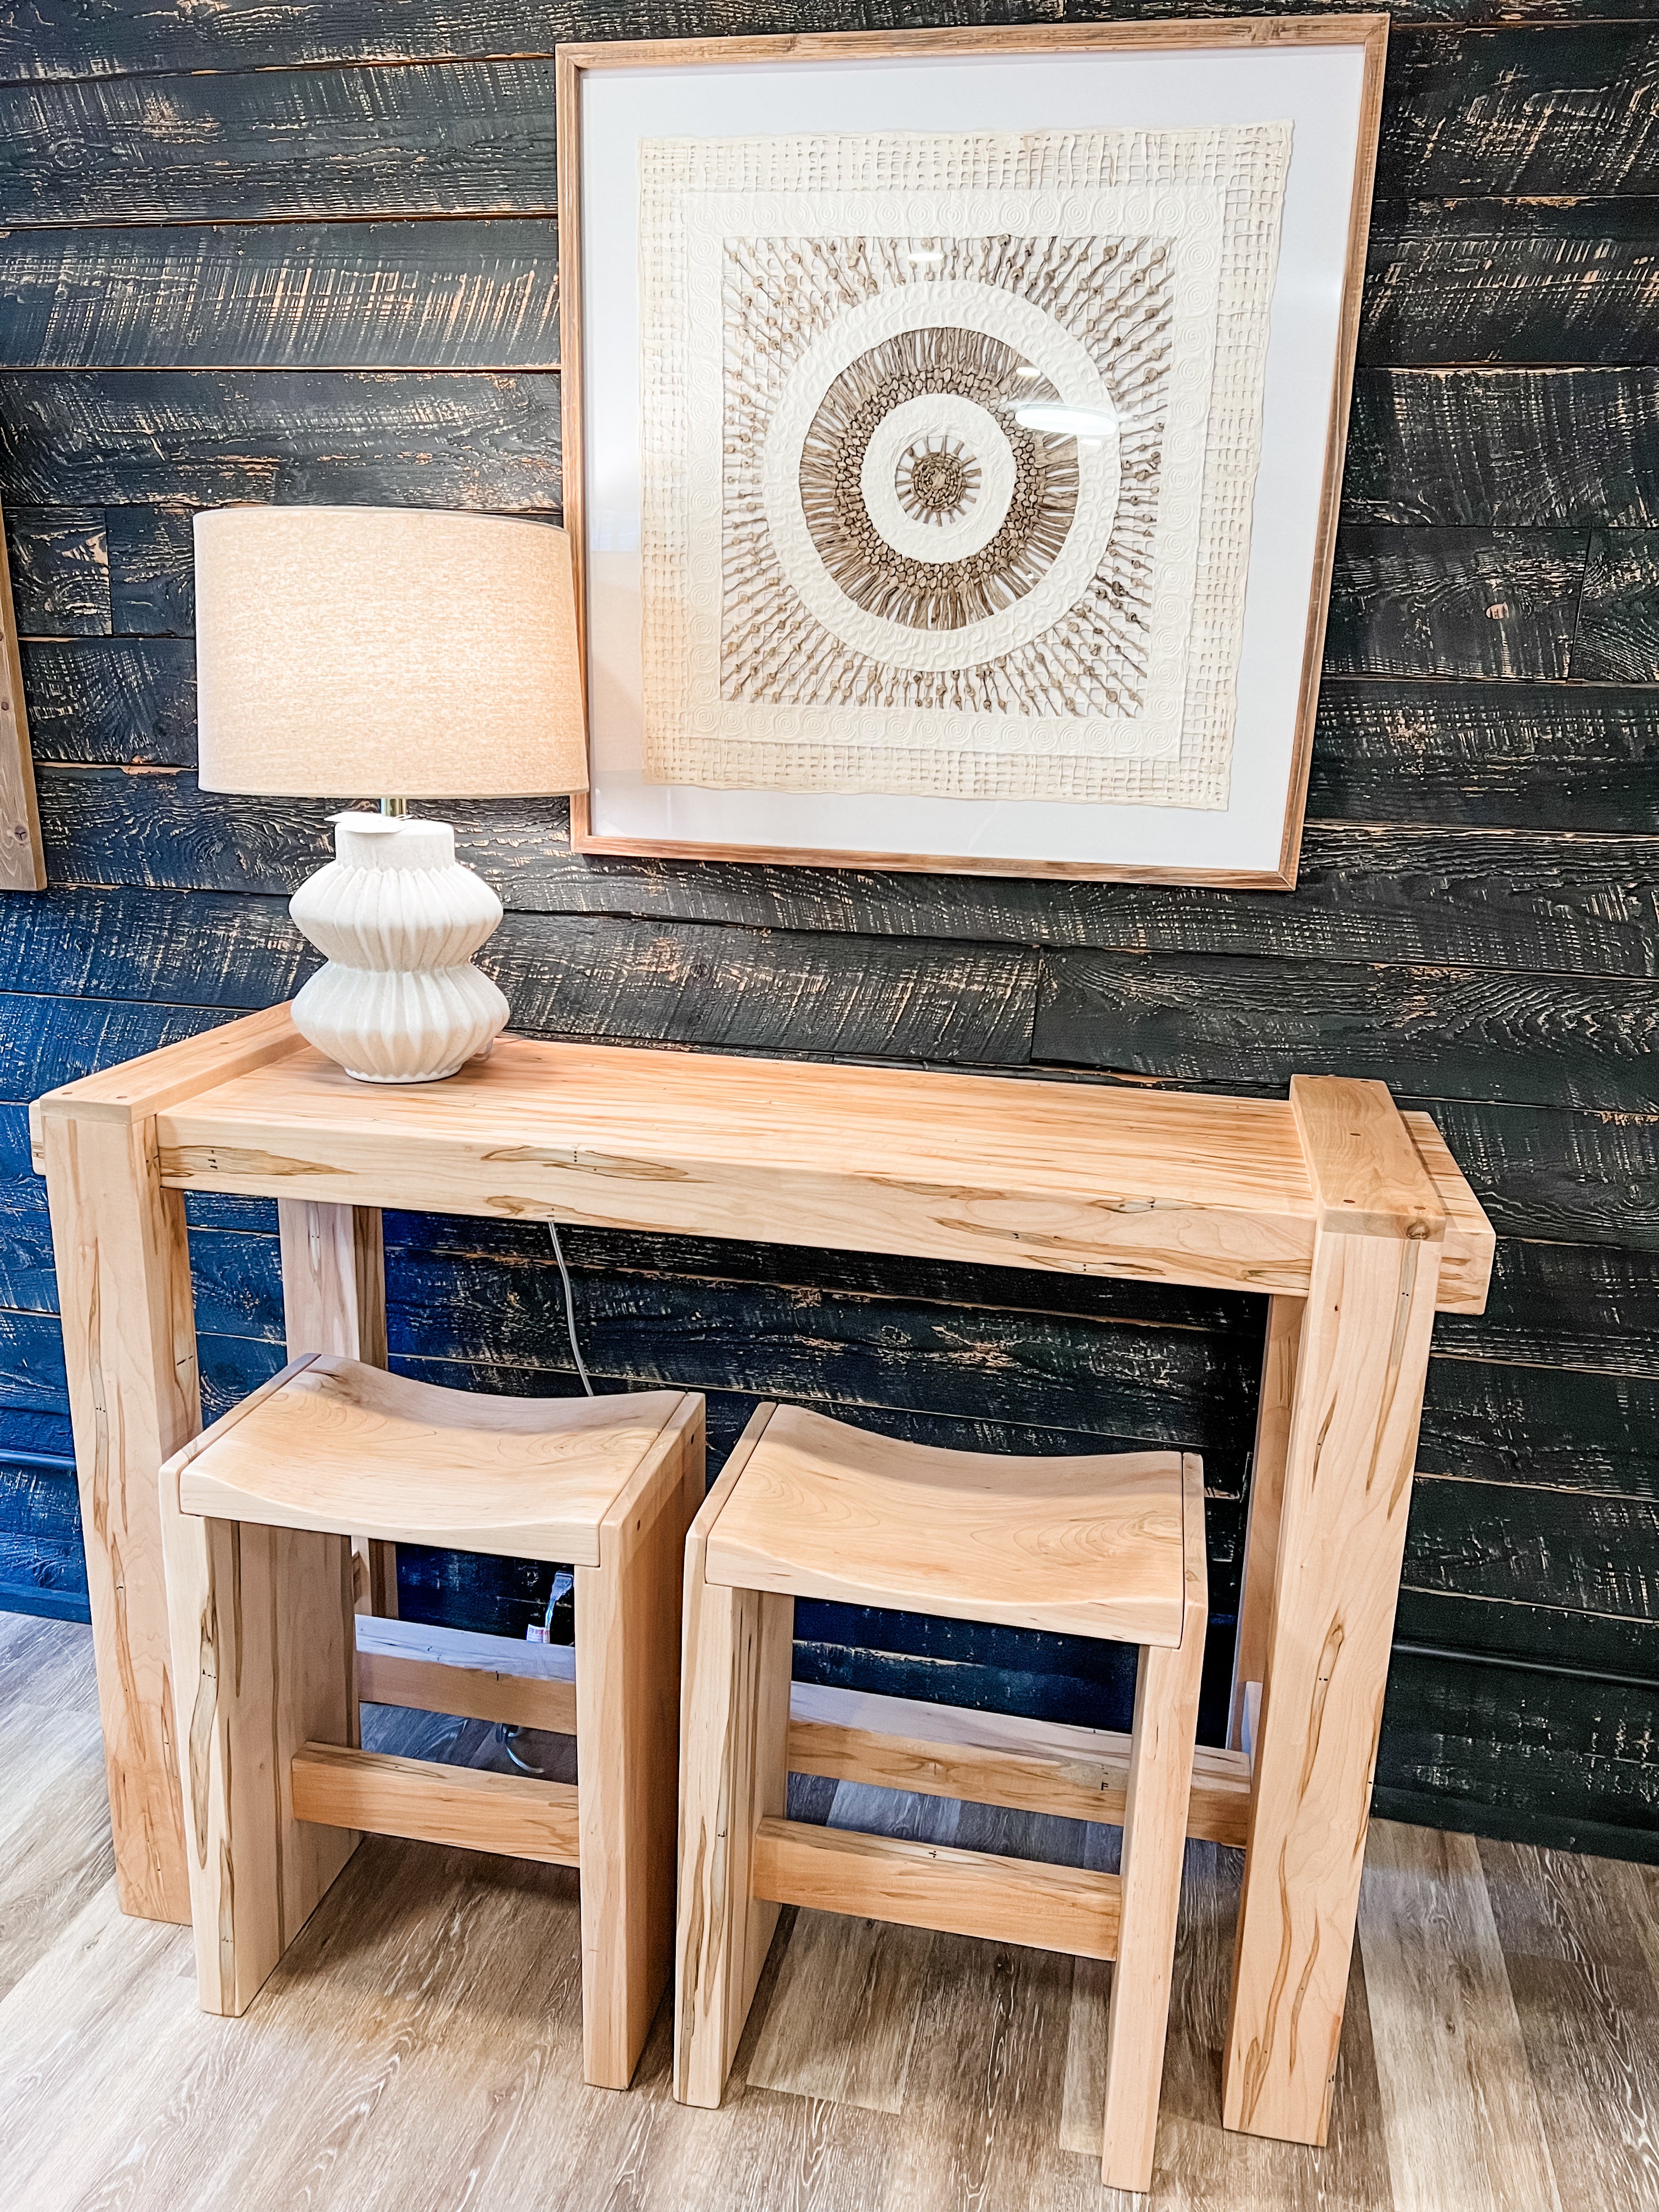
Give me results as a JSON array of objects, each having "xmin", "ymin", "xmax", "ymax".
[
  {"xmin": 674, "ymin": 1572, "xmax": 793, "ymax": 2108},
  {"xmin": 1102, "ymin": 1454, "xmax": 1207, "ymax": 2193},
  {"xmin": 574, "ymin": 1395, "xmax": 705, "ymax": 2090},
  {"xmin": 160, "ymin": 1466, "xmax": 359, "ymax": 2016}
]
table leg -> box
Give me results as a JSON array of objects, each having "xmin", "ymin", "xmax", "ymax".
[
  {"xmin": 1221, "ymin": 1224, "xmax": 1441, "ymax": 2143},
  {"xmin": 277, "ymin": 1199, "xmax": 396, "ymax": 1616},
  {"xmin": 1228, "ymin": 1294, "xmax": 1304, "ymax": 1753},
  {"xmin": 42, "ymin": 1108, "xmax": 198, "ymax": 1923}
]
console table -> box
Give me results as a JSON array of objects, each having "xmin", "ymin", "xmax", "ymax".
[{"xmin": 36, "ymin": 1005, "xmax": 1493, "ymax": 2148}]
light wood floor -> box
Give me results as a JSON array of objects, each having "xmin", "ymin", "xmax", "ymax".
[{"xmin": 4, "ymin": 1612, "xmax": 1656, "ymax": 2211}]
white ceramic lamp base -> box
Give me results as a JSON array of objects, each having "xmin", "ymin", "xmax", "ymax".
[{"xmin": 289, "ymin": 815, "xmax": 509, "ymax": 1083}]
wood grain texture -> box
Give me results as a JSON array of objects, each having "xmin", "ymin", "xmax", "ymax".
[
  {"xmin": 784, "ymin": 1681, "xmax": 1252, "ymax": 1846},
  {"xmin": 20, "ymin": 639, "xmax": 195, "ymax": 763},
  {"xmin": 0, "ymin": 494, "xmax": 44, "ymax": 889},
  {"xmin": 160, "ymin": 1460, "xmax": 359, "ymax": 2015},
  {"xmin": 149, "ymin": 1024, "xmax": 1487, "ymax": 1310},
  {"xmin": 22, "ymin": 625, "xmax": 1659, "ymax": 827},
  {"xmin": 0, "ymin": 370, "xmax": 561, "ymax": 510},
  {"xmin": 1576, "ymin": 531, "xmax": 1659, "ymax": 682},
  {"xmin": 1228, "ymin": 1295, "xmax": 1302, "ymax": 1750},
  {"xmin": 1100, "ymin": 1452, "xmax": 1207, "ymax": 2192},
  {"xmin": 167, "ymin": 1352, "xmax": 686, "ymax": 1565},
  {"xmin": 1323, "ymin": 528, "xmax": 1588, "ymax": 680},
  {"xmin": 1358, "ymin": 1820, "xmax": 1563, "ymax": 2212},
  {"xmin": 1361, "ymin": 208, "xmax": 1659, "ymax": 366},
  {"xmin": 33, "ymin": 769, "xmax": 1659, "ymax": 984},
  {"xmin": 0, "ymin": 63, "xmax": 562, "ymax": 225},
  {"xmin": 2, "ymin": 0, "xmax": 1653, "ymax": 1884},
  {"xmin": 0, "ymin": 0, "xmax": 1636, "ymax": 86},
  {"xmin": 703, "ymin": 1405, "xmax": 1188, "ymax": 1644},
  {"xmin": 1345, "ymin": 368, "xmax": 1659, "ymax": 527},
  {"xmin": 1476, "ymin": 1833, "xmax": 1659, "ymax": 2208},
  {"xmin": 356, "ymin": 1613, "xmax": 579, "ymax": 1734},
  {"xmin": 39, "ymin": 1104, "xmax": 198, "ymax": 1922},
  {"xmin": 8, "ymin": 1610, "xmax": 1658, "ymax": 2211},
  {"xmin": 751, "ymin": 1817, "xmax": 1124, "ymax": 1963},
  {"xmin": 573, "ymin": 1389, "xmax": 703, "ymax": 2088},
  {"xmin": 290, "ymin": 1740, "xmax": 581, "ymax": 1861},
  {"xmin": 1377, "ymin": 24, "xmax": 1659, "ymax": 196},
  {"xmin": 674, "ymin": 1407, "xmax": 794, "ymax": 2109},
  {"xmin": 744, "ymin": 1780, "xmax": 953, "ymax": 2115},
  {"xmin": 1375, "ymin": 1649, "xmax": 1659, "ymax": 1855},
  {"xmin": 1034, "ymin": 950, "xmax": 1659, "ymax": 1114},
  {"xmin": 0, "ymin": 222, "xmax": 560, "ymax": 371},
  {"xmin": 1307, "ymin": 679, "xmax": 1659, "ymax": 832},
  {"xmin": 1224, "ymin": 1103, "xmax": 1445, "ymax": 2143},
  {"xmin": 278, "ymin": 1197, "xmax": 393, "ymax": 1616},
  {"xmin": 5, "ymin": 505, "xmax": 108, "ymax": 635}
]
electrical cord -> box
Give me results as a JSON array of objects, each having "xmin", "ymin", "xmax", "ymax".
[
  {"xmin": 498, "ymin": 1233, "xmax": 591, "ymax": 1776},
  {"xmin": 549, "ymin": 1219, "xmax": 594, "ymax": 1396}
]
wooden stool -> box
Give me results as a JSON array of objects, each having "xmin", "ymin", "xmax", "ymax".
[
  {"xmin": 159, "ymin": 1353, "xmax": 703, "ymax": 2090},
  {"xmin": 673, "ymin": 1404, "xmax": 1206, "ymax": 2192}
]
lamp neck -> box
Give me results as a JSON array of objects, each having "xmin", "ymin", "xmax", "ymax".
[{"xmin": 379, "ymin": 796, "xmax": 408, "ymax": 819}]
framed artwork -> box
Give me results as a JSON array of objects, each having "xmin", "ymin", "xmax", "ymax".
[{"xmin": 557, "ymin": 20, "xmax": 1388, "ymax": 885}]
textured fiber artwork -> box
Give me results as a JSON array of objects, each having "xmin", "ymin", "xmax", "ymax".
[{"xmin": 640, "ymin": 126, "xmax": 1291, "ymax": 808}]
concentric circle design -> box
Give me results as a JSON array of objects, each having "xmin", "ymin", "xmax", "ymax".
[
  {"xmin": 799, "ymin": 327, "xmax": 1077, "ymax": 634},
  {"xmin": 760, "ymin": 278, "xmax": 1123, "ymax": 677},
  {"xmin": 857, "ymin": 393, "xmax": 1018, "ymax": 571},
  {"xmin": 897, "ymin": 441, "xmax": 975, "ymax": 523}
]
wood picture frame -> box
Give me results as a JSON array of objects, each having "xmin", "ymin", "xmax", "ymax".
[
  {"xmin": 0, "ymin": 495, "xmax": 46, "ymax": 891},
  {"xmin": 557, "ymin": 19, "xmax": 1389, "ymax": 888}
]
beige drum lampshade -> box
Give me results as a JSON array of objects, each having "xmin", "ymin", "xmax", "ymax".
[{"xmin": 193, "ymin": 505, "xmax": 588, "ymax": 797}]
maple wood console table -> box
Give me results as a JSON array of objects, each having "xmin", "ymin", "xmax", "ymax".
[{"xmin": 36, "ymin": 1005, "xmax": 1493, "ymax": 2148}]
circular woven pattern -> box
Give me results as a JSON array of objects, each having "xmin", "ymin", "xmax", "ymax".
[{"xmin": 797, "ymin": 326, "xmax": 1079, "ymax": 633}]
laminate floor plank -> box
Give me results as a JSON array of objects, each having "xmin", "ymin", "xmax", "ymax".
[
  {"xmin": 1476, "ymin": 1840, "xmax": 1659, "ymax": 2212},
  {"xmin": 874, "ymin": 1800, "xmax": 1099, "ymax": 2212},
  {"xmin": 0, "ymin": 1717, "xmax": 113, "ymax": 2004},
  {"xmin": 1359, "ymin": 1821, "xmax": 1562, "ymax": 2212},
  {"xmin": 1150, "ymin": 1841, "xmax": 1395, "ymax": 2212}
]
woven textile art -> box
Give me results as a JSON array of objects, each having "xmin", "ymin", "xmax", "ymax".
[{"xmin": 639, "ymin": 126, "xmax": 1290, "ymax": 807}]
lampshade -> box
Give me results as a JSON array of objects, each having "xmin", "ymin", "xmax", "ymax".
[{"xmin": 193, "ymin": 505, "xmax": 588, "ymax": 797}]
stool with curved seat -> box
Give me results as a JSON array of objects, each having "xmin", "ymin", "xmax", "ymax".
[
  {"xmin": 673, "ymin": 1403, "xmax": 1205, "ymax": 2193},
  {"xmin": 159, "ymin": 1353, "xmax": 703, "ymax": 2090}
]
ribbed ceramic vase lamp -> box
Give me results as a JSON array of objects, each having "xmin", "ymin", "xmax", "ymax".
[{"xmin": 194, "ymin": 506, "xmax": 588, "ymax": 1082}]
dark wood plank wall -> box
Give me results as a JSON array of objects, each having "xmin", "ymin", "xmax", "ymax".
[{"xmin": 0, "ymin": 0, "xmax": 1654, "ymax": 1859}]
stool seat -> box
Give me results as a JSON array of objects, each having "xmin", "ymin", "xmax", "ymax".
[
  {"xmin": 168, "ymin": 1352, "xmax": 687, "ymax": 1565},
  {"xmin": 702, "ymin": 1402, "xmax": 1188, "ymax": 1645}
]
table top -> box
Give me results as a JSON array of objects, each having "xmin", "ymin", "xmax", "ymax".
[{"xmin": 37, "ymin": 1002, "xmax": 1493, "ymax": 1310}]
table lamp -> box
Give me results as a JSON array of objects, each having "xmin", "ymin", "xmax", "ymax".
[{"xmin": 193, "ymin": 505, "xmax": 588, "ymax": 1084}]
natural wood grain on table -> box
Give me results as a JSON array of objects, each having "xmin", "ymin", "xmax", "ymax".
[{"xmin": 37, "ymin": 1008, "xmax": 1497, "ymax": 2155}]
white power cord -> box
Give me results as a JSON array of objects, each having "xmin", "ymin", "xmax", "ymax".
[
  {"xmin": 548, "ymin": 1220, "xmax": 594, "ymax": 1396},
  {"xmin": 498, "ymin": 1226, "xmax": 592, "ymax": 1777}
]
